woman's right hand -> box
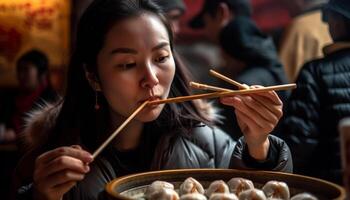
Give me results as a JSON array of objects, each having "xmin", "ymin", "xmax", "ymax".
[{"xmin": 33, "ymin": 145, "xmax": 93, "ymax": 200}]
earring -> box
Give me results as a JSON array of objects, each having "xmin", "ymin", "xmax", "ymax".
[{"xmin": 95, "ymin": 91, "xmax": 100, "ymax": 110}]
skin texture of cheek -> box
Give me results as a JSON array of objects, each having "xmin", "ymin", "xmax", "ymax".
[{"xmin": 101, "ymin": 78, "xmax": 142, "ymax": 119}]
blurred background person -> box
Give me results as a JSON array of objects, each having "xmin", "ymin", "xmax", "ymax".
[
  {"xmin": 189, "ymin": 0, "xmax": 252, "ymax": 43},
  {"xmin": 155, "ymin": 0, "xmax": 186, "ymax": 35},
  {"xmin": 279, "ymin": 0, "xmax": 332, "ymax": 82},
  {"xmin": 157, "ymin": 0, "xmax": 223, "ymax": 89},
  {"xmin": 0, "ymin": 50, "xmax": 58, "ymax": 145},
  {"xmin": 277, "ymin": 0, "xmax": 350, "ymax": 184},
  {"xmin": 189, "ymin": 0, "xmax": 288, "ymax": 139}
]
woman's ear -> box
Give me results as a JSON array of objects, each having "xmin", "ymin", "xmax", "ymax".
[
  {"xmin": 85, "ymin": 70, "xmax": 102, "ymax": 92},
  {"xmin": 217, "ymin": 2, "xmax": 233, "ymax": 27}
]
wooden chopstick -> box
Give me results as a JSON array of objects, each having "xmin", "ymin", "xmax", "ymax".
[
  {"xmin": 190, "ymin": 81, "xmax": 233, "ymax": 92},
  {"xmin": 92, "ymin": 101, "xmax": 149, "ymax": 159},
  {"xmin": 209, "ymin": 69, "xmax": 249, "ymax": 89},
  {"xmin": 148, "ymin": 83, "xmax": 296, "ymax": 105}
]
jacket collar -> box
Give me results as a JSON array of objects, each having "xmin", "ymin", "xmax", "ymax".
[{"xmin": 323, "ymin": 42, "xmax": 350, "ymax": 55}]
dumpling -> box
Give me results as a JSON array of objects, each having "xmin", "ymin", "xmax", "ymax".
[
  {"xmin": 179, "ymin": 177, "xmax": 205, "ymax": 196},
  {"xmin": 238, "ymin": 188, "xmax": 267, "ymax": 200},
  {"xmin": 145, "ymin": 188, "xmax": 179, "ymax": 200},
  {"xmin": 146, "ymin": 181, "xmax": 174, "ymax": 191},
  {"xmin": 180, "ymin": 193, "xmax": 207, "ymax": 200},
  {"xmin": 209, "ymin": 193, "xmax": 239, "ymax": 200},
  {"xmin": 227, "ymin": 178, "xmax": 254, "ymax": 196},
  {"xmin": 145, "ymin": 181, "xmax": 177, "ymax": 200},
  {"xmin": 205, "ymin": 180, "xmax": 230, "ymax": 197},
  {"xmin": 262, "ymin": 181, "xmax": 290, "ymax": 200},
  {"xmin": 290, "ymin": 192, "xmax": 318, "ymax": 200}
]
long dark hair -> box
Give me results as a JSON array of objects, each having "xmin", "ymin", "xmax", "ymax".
[{"xmin": 44, "ymin": 0, "xmax": 213, "ymax": 151}]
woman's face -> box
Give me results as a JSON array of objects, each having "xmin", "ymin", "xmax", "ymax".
[{"xmin": 96, "ymin": 13, "xmax": 175, "ymax": 124}]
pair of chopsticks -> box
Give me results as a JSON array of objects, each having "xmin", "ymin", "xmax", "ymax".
[
  {"xmin": 148, "ymin": 69, "xmax": 296, "ymax": 105},
  {"xmin": 92, "ymin": 69, "xmax": 296, "ymax": 158}
]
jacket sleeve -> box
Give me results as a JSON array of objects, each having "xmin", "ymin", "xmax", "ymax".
[
  {"xmin": 229, "ymin": 135, "xmax": 293, "ymax": 172},
  {"xmin": 277, "ymin": 62, "xmax": 322, "ymax": 173},
  {"xmin": 15, "ymin": 184, "xmax": 34, "ymax": 200}
]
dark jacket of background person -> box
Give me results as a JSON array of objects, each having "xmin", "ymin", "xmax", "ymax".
[
  {"xmin": 13, "ymin": 104, "xmax": 292, "ymax": 199},
  {"xmin": 277, "ymin": 43, "xmax": 350, "ymax": 184},
  {"xmin": 217, "ymin": 16, "xmax": 289, "ymax": 139}
]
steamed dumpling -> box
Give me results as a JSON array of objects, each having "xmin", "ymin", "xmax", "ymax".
[
  {"xmin": 209, "ymin": 193, "xmax": 239, "ymax": 200},
  {"xmin": 146, "ymin": 188, "xmax": 179, "ymax": 200},
  {"xmin": 145, "ymin": 181, "xmax": 177, "ymax": 200},
  {"xmin": 290, "ymin": 192, "xmax": 318, "ymax": 200},
  {"xmin": 227, "ymin": 178, "xmax": 254, "ymax": 196},
  {"xmin": 206, "ymin": 180, "xmax": 230, "ymax": 197},
  {"xmin": 180, "ymin": 193, "xmax": 207, "ymax": 200},
  {"xmin": 238, "ymin": 188, "xmax": 267, "ymax": 200},
  {"xmin": 262, "ymin": 181, "xmax": 290, "ymax": 200},
  {"xmin": 179, "ymin": 177, "xmax": 205, "ymax": 196},
  {"xmin": 146, "ymin": 181, "xmax": 174, "ymax": 191}
]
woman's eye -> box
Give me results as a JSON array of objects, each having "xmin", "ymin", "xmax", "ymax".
[
  {"xmin": 117, "ymin": 63, "xmax": 136, "ymax": 69},
  {"xmin": 155, "ymin": 55, "xmax": 169, "ymax": 63}
]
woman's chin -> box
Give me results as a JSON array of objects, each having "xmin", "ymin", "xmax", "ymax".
[{"xmin": 136, "ymin": 104, "xmax": 164, "ymax": 122}]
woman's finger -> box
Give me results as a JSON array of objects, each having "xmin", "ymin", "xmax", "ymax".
[
  {"xmin": 249, "ymin": 85, "xmax": 282, "ymax": 105},
  {"xmin": 36, "ymin": 155, "xmax": 90, "ymax": 180},
  {"xmin": 240, "ymin": 95, "xmax": 279, "ymax": 123},
  {"xmin": 71, "ymin": 145, "xmax": 82, "ymax": 150},
  {"xmin": 249, "ymin": 94, "xmax": 283, "ymax": 120},
  {"xmin": 36, "ymin": 146, "xmax": 93, "ymax": 166},
  {"xmin": 38, "ymin": 170, "xmax": 85, "ymax": 189},
  {"xmin": 222, "ymin": 96, "xmax": 272, "ymax": 128}
]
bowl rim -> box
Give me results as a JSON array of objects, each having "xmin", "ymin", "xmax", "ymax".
[{"xmin": 105, "ymin": 168, "xmax": 346, "ymax": 200}]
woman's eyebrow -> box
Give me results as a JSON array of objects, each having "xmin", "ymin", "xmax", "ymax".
[
  {"xmin": 109, "ymin": 42, "xmax": 169, "ymax": 55},
  {"xmin": 110, "ymin": 48, "xmax": 137, "ymax": 55},
  {"xmin": 152, "ymin": 42, "xmax": 169, "ymax": 51}
]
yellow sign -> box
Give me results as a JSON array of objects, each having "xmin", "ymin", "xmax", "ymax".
[{"xmin": 0, "ymin": 0, "xmax": 70, "ymax": 87}]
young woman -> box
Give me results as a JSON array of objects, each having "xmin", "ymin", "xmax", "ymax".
[{"xmin": 12, "ymin": 0, "xmax": 292, "ymax": 199}]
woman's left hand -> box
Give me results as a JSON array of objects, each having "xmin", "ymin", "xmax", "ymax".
[{"xmin": 220, "ymin": 85, "xmax": 283, "ymax": 160}]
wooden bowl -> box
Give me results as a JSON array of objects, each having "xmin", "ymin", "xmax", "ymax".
[{"xmin": 105, "ymin": 169, "xmax": 346, "ymax": 200}]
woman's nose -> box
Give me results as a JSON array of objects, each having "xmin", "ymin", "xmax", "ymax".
[{"xmin": 141, "ymin": 64, "xmax": 159, "ymax": 89}]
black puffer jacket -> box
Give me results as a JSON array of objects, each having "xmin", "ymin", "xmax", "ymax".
[
  {"xmin": 13, "ymin": 104, "xmax": 292, "ymax": 200},
  {"xmin": 277, "ymin": 43, "xmax": 350, "ymax": 184}
]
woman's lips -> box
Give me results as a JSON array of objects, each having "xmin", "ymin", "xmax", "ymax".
[
  {"xmin": 139, "ymin": 96, "xmax": 161, "ymax": 103},
  {"xmin": 148, "ymin": 96, "xmax": 161, "ymax": 101}
]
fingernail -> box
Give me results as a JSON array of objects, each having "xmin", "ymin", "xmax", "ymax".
[
  {"xmin": 84, "ymin": 153, "xmax": 93, "ymax": 162},
  {"xmin": 84, "ymin": 165, "xmax": 90, "ymax": 172},
  {"xmin": 72, "ymin": 145, "xmax": 82, "ymax": 149}
]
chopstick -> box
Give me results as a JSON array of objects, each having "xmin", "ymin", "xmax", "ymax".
[
  {"xmin": 209, "ymin": 69, "xmax": 249, "ymax": 89},
  {"xmin": 190, "ymin": 81, "xmax": 233, "ymax": 92},
  {"xmin": 92, "ymin": 101, "xmax": 149, "ymax": 159},
  {"xmin": 148, "ymin": 83, "xmax": 296, "ymax": 105}
]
